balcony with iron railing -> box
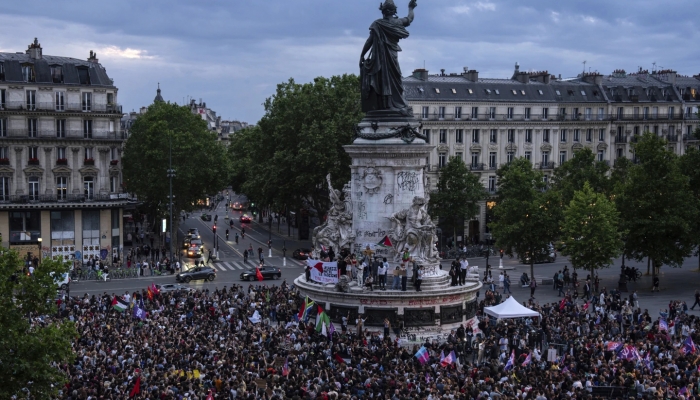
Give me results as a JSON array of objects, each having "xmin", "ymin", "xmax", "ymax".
[
  {"xmin": 666, "ymin": 134, "xmax": 679, "ymax": 142},
  {"xmin": 417, "ymin": 112, "xmax": 697, "ymax": 123},
  {"xmin": 470, "ymin": 163, "xmax": 485, "ymax": 171},
  {"xmin": 2, "ymin": 129, "xmax": 127, "ymax": 141},
  {"xmin": 614, "ymin": 135, "xmax": 628, "ymax": 144},
  {"xmin": 538, "ymin": 162, "xmax": 556, "ymax": 170},
  {"xmin": 684, "ymin": 133, "xmax": 699, "ymax": 141},
  {"xmin": 0, "ymin": 193, "xmax": 133, "ymax": 206},
  {"xmin": 0, "ymin": 101, "xmax": 122, "ymax": 114}
]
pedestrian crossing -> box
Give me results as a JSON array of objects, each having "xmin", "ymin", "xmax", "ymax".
[{"xmin": 208, "ymin": 259, "xmax": 305, "ymax": 271}]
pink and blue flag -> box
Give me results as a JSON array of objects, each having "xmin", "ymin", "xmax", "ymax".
[
  {"xmin": 522, "ymin": 352, "xmax": 532, "ymax": 367},
  {"xmin": 415, "ymin": 346, "xmax": 430, "ymax": 365},
  {"xmin": 606, "ymin": 341, "xmax": 622, "ymax": 352},
  {"xmin": 659, "ymin": 318, "xmax": 669, "ymax": 332},
  {"xmin": 440, "ymin": 350, "xmax": 456, "ymax": 367},
  {"xmin": 681, "ymin": 336, "xmax": 696, "ymax": 355},
  {"xmin": 504, "ymin": 350, "xmax": 515, "ymax": 371}
]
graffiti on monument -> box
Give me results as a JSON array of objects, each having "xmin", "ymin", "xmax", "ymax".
[
  {"xmin": 396, "ymin": 171, "xmax": 419, "ymax": 192},
  {"xmin": 357, "ymin": 202, "xmax": 367, "ymax": 220},
  {"xmin": 383, "ymin": 194, "xmax": 394, "ymax": 204}
]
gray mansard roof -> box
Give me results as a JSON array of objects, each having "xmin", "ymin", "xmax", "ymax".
[{"xmin": 0, "ymin": 52, "xmax": 115, "ymax": 87}]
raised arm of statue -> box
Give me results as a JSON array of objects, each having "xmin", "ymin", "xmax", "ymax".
[{"xmin": 405, "ymin": 0, "xmax": 417, "ymax": 25}]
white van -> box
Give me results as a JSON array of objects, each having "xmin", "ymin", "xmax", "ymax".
[{"xmin": 50, "ymin": 272, "xmax": 70, "ymax": 290}]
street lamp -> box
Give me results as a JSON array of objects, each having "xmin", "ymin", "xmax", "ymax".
[
  {"xmin": 167, "ymin": 132, "xmax": 176, "ymax": 269},
  {"xmin": 37, "ymin": 237, "xmax": 42, "ymax": 267}
]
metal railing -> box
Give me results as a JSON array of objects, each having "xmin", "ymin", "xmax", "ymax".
[
  {"xmin": 1, "ymin": 101, "xmax": 122, "ymax": 114},
  {"xmin": 418, "ymin": 112, "xmax": 698, "ymax": 122},
  {"xmin": 0, "ymin": 193, "xmax": 133, "ymax": 205},
  {"xmin": 2, "ymin": 129, "xmax": 126, "ymax": 140},
  {"xmin": 614, "ymin": 135, "xmax": 627, "ymax": 144},
  {"xmin": 538, "ymin": 162, "xmax": 556, "ymax": 170},
  {"xmin": 470, "ymin": 163, "xmax": 485, "ymax": 171}
]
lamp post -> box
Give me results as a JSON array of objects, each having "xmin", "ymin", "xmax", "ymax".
[
  {"xmin": 268, "ymin": 206, "xmax": 272, "ymax": 258},
  {"xmin": 167, "ymin": 132, "xmax": 176, "ymax": 268},
  {"xmin": 37, "ymin": 237, "xmax": 42, "ymax": 267}
]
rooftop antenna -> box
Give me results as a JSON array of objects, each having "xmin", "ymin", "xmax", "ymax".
[
  {"xmin": 652, "ymin": 62, "xmax": 657, "ymax": 73},
  {"xmin": 423, "ymin": 60, "xmax": 425, "ymax": 69},
  {"xmin": 583, "ymin": 60, "xmax": 587, "ymax": 75}
]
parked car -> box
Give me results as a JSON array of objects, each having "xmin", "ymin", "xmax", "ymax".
[
  {"xmin": 240, "ymin": 266, "xmax": 282, "ymax": 281},
  {"xmin": 49, "ymin": 272, "xmax": 70, "ymax": 290},
  {"xmin": 239, "ymin": 214, "xmax": 252, "ymax": 223},
  {"xmin": 292, "ymin": 248, "xmax": 313, "ymax": 260},
  {"xmin": 519, "ymin": 244, "xmax": 557, "ymax": 264},
  {"xmin": 176, "ymin": 266, "xmax": 216, "ymax": 283},
  {"xmin": 201, "ymin": 213, "xmax": 212, "ymax": 221},
  {"xmin": 156, "ymin": 283, "xmax": 194, "ymax": 292}
]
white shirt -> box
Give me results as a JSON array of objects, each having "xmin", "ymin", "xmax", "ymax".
[
  {"xmin": 377, "ymin": 265, "xmax": 387, "ymax": 275},
  {"xmin": 460, "ymin": 260, "xmax": 468, "ymax": 270}
]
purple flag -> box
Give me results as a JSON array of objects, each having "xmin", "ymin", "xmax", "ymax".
[
  {"xmin": 681, "ymin": 336, "xmax": 696, "ymax": 355},
  {"xmin": 133, "ymin": 304, "xmax": 147, "ymax": 320},
  {"xmin": 659, "ymin": 318, "xmax": 668, "ymax": 332}
]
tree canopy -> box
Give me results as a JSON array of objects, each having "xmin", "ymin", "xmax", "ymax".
[
  {"xmin": 429, "ymin": 156, "xmax": 486, "ymax": 246},
  {"xmin": 228, "ymin": 75, "xmax": 363, "ymax": 213},
  {"xmin": 550, "ymin": 147, "xmax": 611, "ymax": 206},
  {"xmin": 489, "ymin": 158, "xmax": 560, "ymax": 279},
  {"xmin": 0, "ymin": 249, "xmax": 76, "ymax": 398},
  {"xmin": 122, "ymin": 101, "xmax": 232, "ymax": 218},
  {"xmin": 560, "ymin": 181, "xmax": 623, "ymax": 275}
]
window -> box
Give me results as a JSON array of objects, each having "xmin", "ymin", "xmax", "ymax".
[
  {"xmin": 633, "ymin": 126, "xmax": 640, "ymax": 136},
  {"xmin": 438, "ymin": 153, "xmax": 447, "ymax": 168},
  {"xmin": 77, "ymin": 68, "xmax": 90, "ymax": 85},
  {"xmin": 56, "ymin": 177, "xmax": 67, "ymax": 200},
  {"xmin": 598, "ymin": 107, "xmax": 605, "ymax": 120},
  {"xmin": 489, "ymin": 129, "xmax": 497, "ymax": 143},
  {"xmin": 471, "ymin": 129, "xmax": 479, "ymax": 143},
  {"xmin": 83, "ymin": 120, "xmax": 92, "ymax": 138},
  {"xmin": 110, "ymin": 147, "xmax": 118, "ymax": 160},
  {"xmin": 82, "ymin": 92, "xmax": 92, "ymax": 112},
  {"xmin": 525, "ymin": 129, "xmax": 532, "ymax": 143},
  {"xmin": 435, "ymin": 88, "xmax": 440, "ymax": 94},
  {"xmin": 84, "ymin": 147, "xmax": 93, "ymax": 160},
  {"xmin": 28, "ymin": 177, "xmax": 39, "ymax": 201},
  {"xmin": 421, "ymin": 107, "xmax": 429, "ymax": 119},
  {"xmin": 0, "ymin": 63, "xmax": 4, "ymax": 81},
  {"xmin": 22, "ymin": 65, "xmax": 35, "ymax": 82},
  {"xmin": 524, "ymin": 151, "xmax": 532, "ymax": 162},
  {"xmin": 586, "ymin": 129, "xmax": 593, "ymax": 142},
  {"xmin": 0, "ymin": 146, "xmax": 7, "ymax": 159},
  {"xmin": 488, "ymin": 107, "xmax": 496, "ymax": 119},
  {"xmin": 573, "ymin": 108, "xmax": 580, "ymax": 119},
  {"xmin": 512, "ymin": 89, "xmax": 517, "ymax": 95},
  {"xmin": 507, "ymin": 107, "xmax": 514, "ymax": 119},
  {"xmin": 653, "ymin": 125, "xmax": 659, "ymax": 134},
  {"xmin": 9, "ymin": 211, "xmax": 41, "ymax": 243},
  {"xmin": 439, "ymin": 129, "xmax": 447, "ymax": 144},
  {"xmin": 669, "ymin": 107, "xmax": 675, "ymax": 119},
  {"xmin": 0, "ymin": 176, "xmax": 9, "ymax": 201},
  {"xmin": 471, "ymin": 107, "xmax": 478, "ymax": 119},
  {"xmin": 28, "ymin": 119, "xmax": 38, "ymax": 138},
  {"xmin": 597, "ymin": 151, "xmax": 604, "ymax": 162},
  {"xmin": 521, "ymin": 90, "xmax": 526, "ymax": 96},
  {"xmin": 543, "ymin": 175, "xmax": 549, "ymax": 186},
  {"xmin": 110, "ymin": 176, "xmax": 119, "ymax": 193},
  {"xmin": 82, "ymin": 210, "xmax": 100, "ymax": 246},
  {"xmin": 0, "ymin": 118, "xmax": 6, "ymax": 137},
  {"xmin": 455, "ymin": 107, "xmax": 462, "ymax": 119},
  {"xmin": 56, "ymin": 119, "xmax": 66, "ymax": 138},
  {"xmin": 616, "ymin": 148, "xmax": 624, "ymax": 159},
  {"xmin": 573, "ymin": 129, "xmax": 580, "ymax": 142},
  {"xmin": 438, "ymin": 107, "xmax": 445, "ymax": 119},
  {"xmin": 423, "ymin": 129, "xmax": 430, "ymax": 143},
  {"xmin": 55, "ymin": 92, "xmax": 65, "ymax": 111},
  {"xmin": 84, "ymin": 176, "xmax": 94, "ymax": 199},
  {"xmin": 688, "ymin": 126, "xmax": 694, "ymax": 135},
  {"xmin": 0, "ymin": 88, "xmax": 5, "ymax": 109},
  {"xmin": 543, "ymin": 129, "xmax": 550, "ymax": 143},
  {"xmin": 50, "ymin": 211, "xmax": 75, "ymax": 250},
  {"xmin": 542, "ymin": 108, "xmax": 549, "ymax": 119},
  {"xmin": 634, "ymin": 107, "xmax": 640, "ymax": 119},
  {"xmin": 56, "ymin": 147, "xmax": 66, "ymax": 160},
  {"xmin": 489, "ymin": 152, "xmax": 497, "ymax": 168},
  {"xmin": 524, "ymin": 107, "xmax": 531, "ymax": 120},
  {"xmin": 28, "ymin": 146, "xmax": 39, "ymax": 160},
  {"xmin": 507, "ymin": 152, "xmax": 514, "ymax": 163},
  {"xmin": 26, "ymin": 90, "xmax": 36, "ymax": 111},
  {"xmin": 559, "ymin": 151, "xmax": 567, "ymax": 165},
  {"xmin": 618, "ymin": 107, "xmax": 625, "ymax": 119},
  {"xmin": 50, "ymin": 65, "xmax": 63, "ymax": 84},
  {"xmin": 468, "ymin": 89, "xmax": 473, "ymax": 94},
  {"xmin": 585, "ymin": 108, "xmax": 592, "ymax": 120},
  {"xmin": 560, "ymin": 129, "xmax": 567, "ymax": 143},
  {"xmin": 598, "ymin": 129, "xmax": 605, "ymax": 141},
  {"xmin": 538, "ymin": 90, "xmax": 544, "ymax": 95},
  {"xmin": 507, "ymin": 129, "xmax": 515, "ymax": 143},
  {"xmin": 643, "ymin": 107, "xmax": 649, "ymax": 119},
  {"xmin": 652, "ymin": 107, "xmax": 659, "ymax": 118},
  {"xmin": 471, "ymin": 152, "xmax": 479, "ymax": 166},
  {"xmin": 488, "ymin": 176, "xmax": 496, "ymax": 193},
  {"xmin": 494, "ymin": 89, "xmax": 500, "ymax": 95},
  {"xmin": 541, "ymin": 151, "xmax": 550, "ymax": 165},
  {"xmin": 455, "ymin": 129, "xmax": 463, "ymax": 144}
]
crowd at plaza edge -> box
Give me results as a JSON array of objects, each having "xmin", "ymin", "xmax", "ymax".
[{"xmin": 36, "ymin": 272, "xmax": 700, "ymax": 400}]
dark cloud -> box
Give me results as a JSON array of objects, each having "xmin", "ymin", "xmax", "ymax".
[{"xmin": 1, "ymin": 0, "xmax": 697, "ymax": 123}]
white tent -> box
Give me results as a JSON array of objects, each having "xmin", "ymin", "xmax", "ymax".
[{"xmin": 484, "ymin": 296, "xmax": 540, "ymax": 319}]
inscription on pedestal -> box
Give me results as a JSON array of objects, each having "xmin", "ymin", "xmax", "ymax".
[{"xmin": 404, "ymin": 308, "xmax": 436, "ymax": 327}]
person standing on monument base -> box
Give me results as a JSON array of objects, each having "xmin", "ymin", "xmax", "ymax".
[
  {"xmin": 415, "ymin": 265, "xmax": 423, "ymax": 292},
  {"xmin": 400, "ymin": 263, "xmax": 408, "ymax": 291}
]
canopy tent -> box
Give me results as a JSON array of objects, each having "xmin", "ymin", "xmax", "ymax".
[{"xmin": 484, "ymin": 296, "xmax": 540, "ymax": 319}]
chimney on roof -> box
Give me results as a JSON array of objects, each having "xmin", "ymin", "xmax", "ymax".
[
  {"xmin": 512, "ymin": 62, "xmax": 530, "ymax": 84},
  {"xmin": 26, "ymin": 38, "xmax": 42, "ymax": 60},
  {"xmin": 581, "ymin": 72, "xmax": 603, "ymax": 85},
  {"xmin": 440, "ymin": 69, "xmax": 445, "ymax": 76},
  {"xmin": 412, "ymin": 68, "xmax": 429, "ymax": 81},
  {"xmin": 653, "ymin": 69, "xmax": 677, "ymax": 85},
  {"xmin": 88, "ymin": 50, "xmax": 99, "ymax": 64},
  {"xmin": 528, "ymin": 71, "xmax": 551, "ymax": 84}
]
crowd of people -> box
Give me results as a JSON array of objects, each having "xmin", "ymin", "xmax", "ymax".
[{"xmin": 38, "ymin": 273, "xmax": 700, "ymax": 400}]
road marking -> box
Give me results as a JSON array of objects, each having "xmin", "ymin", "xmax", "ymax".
[
  {"xmin": 221, "ymin": 262, "xmax": 235, "ymax": 271},
  {"xmin": 231, "ymin": 261, "xmax": 246, "ymax": 270}
]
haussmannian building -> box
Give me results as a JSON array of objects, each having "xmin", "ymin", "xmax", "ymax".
[
  {"xmin": 0, "ymin": 39, "xmax": 129, "ymax": 265},
  {"xmin": 404, "ymin": 64, "xmax": 700, "ymax": 245}
]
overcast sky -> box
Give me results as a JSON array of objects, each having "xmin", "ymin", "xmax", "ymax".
[{"xmin": 1, "ymin": 0, "xmax": 697, "ymax": 123}]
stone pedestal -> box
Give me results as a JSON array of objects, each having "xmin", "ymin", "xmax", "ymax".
[{"xmin": 344, "ymin": 133, "xmax": 434, "ymax": 265}]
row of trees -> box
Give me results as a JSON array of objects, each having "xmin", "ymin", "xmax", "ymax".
[{"xmin": 488, "ymin": 132, "xmax": 700, "ymax": 283}]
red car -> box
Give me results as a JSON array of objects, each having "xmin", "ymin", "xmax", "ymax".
[{"xmin": 239, "ymin": 214, "xmax": 252, "ymax": 223}]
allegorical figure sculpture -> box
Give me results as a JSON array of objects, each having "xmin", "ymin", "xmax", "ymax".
[
  {"xmin": 312, "ymin": 174, "xmax": 355, "ymax": 257},
  {"xmin": 388, "ymin": 196, "xmax": 439, "ymax": 265},
  {"xmin": 360, "ymin": 0, "xmax": 417, "ymax": 116}
]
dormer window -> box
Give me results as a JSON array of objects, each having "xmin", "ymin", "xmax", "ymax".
[
  {"xmin": 22, "ymin": 64, "xmax": 35, "ymax": 82},
  {"xmin": 434, "ymin": 88, "xmax": 440, "ymax": 94},
  {"xmin": 0, "ymin": 63, "xmax": 4, "ymax": 80},
  {"xmin": 538, "ymin": 90, "xmax": 544, "ymax": 95},
  {"xmin": 485, "ymin": 89, "xmax": 491, "ymax": 94},
  {"xmin": 451, "ymin": 88, "xmax": 456, "ymax": 94},
  {"xmin": 50, "ymin": 65, "xmax": 63, "ymax": 84},
  {"xmin": 494, "ymin": 89, "xmax": 500, "ymax": 95},
  {"xmin": 581, "ymin": 90, "xmax": 587, "ymax": 96},
  {"xmin": 77, "ymin": 67, "xmax": 90, "ymax": 85},
  {"xmin": 555, "ymin": 90, "xmax": 561, "ymax": 96},
  {"xmin": 521, "ymin": 90, "xmax": 526, "ymax": 95},
  {"xmin": 567, "ymin": 89, "xmax": 575, "ymax": 96},
  {"xmin": 468, "ymin": 89, "xmax": 473, "ymax": 94},
  {"xmin": 512, "ymin": 90, "xmax": 517, "ymax": 95}
]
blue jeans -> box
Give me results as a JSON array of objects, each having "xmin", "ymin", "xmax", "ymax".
[{"xmin": 392, "ymin": 276, "xmax": 401, "ymax": 290}]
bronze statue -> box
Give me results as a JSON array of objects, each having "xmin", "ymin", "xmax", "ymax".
[{"xmin": 360, "ymin": 0, "xmax": 417, "ymax": 117}]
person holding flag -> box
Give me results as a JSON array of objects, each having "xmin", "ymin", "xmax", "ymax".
[
  {"xmin": 504, "ymin": 350, "xmax": 515, "ymax": 371},
  {"xmin": 415, "ymin": 346, "xmax": 430, "ymax": 365}
]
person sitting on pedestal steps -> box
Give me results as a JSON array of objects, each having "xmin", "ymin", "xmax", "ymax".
[{"xmin": 364, "ymin": 275, "xmax": 374, "ymax": 291}]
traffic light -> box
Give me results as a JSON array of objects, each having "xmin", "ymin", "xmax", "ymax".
[{"xmin": 213, "ymin": 225, "xmax": 217, "ymax": 234}]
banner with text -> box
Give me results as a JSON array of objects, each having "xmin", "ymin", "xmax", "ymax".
[{"xmin": 307, "ymin": 260, "xmax": 339, "ymax": 284}]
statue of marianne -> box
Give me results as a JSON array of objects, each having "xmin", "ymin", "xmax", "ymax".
[{"xmin": 359, "ymin": 0, "xmax": 417, "ymax": 117}]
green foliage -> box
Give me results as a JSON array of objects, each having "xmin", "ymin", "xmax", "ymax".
[
  {"xmin": 679, "ymin": 148, "xmax": 700, "ymax": 260},
  {"xmin": 616, "ymin": 132, "xmax": 698, "ymax": 270},
  {"xmin": 228, "ymin": 75, "xmax": 363, "ymax": 212},
  {"xmin": 0, "ymin": 249, "xmax": 77, "ymax": 398},
  {"xmin": 489, "ymin": 158, "xmax": 560, "ymax": 277},
  {"xmin": 560, "ymin": 182, "xmax": 623, "ymax": 274},
  {"xmin": 429, "ymin": 156, "xmax": 487, "ymax": 242},
  {"xmin": 122, "ymin": 102, "xmax": 232, "ymax": 215},
  {"xmin": 551, "ymin": 148, "xmax": 611, "ymax": 205}
]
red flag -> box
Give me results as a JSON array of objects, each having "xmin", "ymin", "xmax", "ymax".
[
  {"xmin": 583, "ymin": 302, "xmax": 589, "ymax": 311},
  {"xmin": 129, "ymin": 376, "xmax": 140, "ymax": 398},
  {"xmin": 334, "ymin": 353, "xmax": 346, "ymax": 364},
  {"xmin": 559, "ymin": 298, "xmax": 566, "ymax": 311},
  {"xmin": 255, "ymin": 267, "xmax": 264, "ymax": 282},
  {"xmin": 206, "ymin": 390, "xmax": 214, "ymax": 400},
  {"xmin": 146, "ymin": 287, "xmax": 154, "ymax": 301}
]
